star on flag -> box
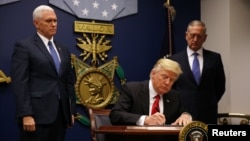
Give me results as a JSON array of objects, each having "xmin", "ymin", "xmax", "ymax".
[{"xmin": 49, "ymin": 0, "xmax": 138, "ymax": 21}]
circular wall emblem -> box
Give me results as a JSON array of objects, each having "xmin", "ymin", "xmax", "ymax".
[
  {"xmin": 75, "ymin": 68, "xmax": 114, "ymax": 109},
  {"xmin": 179, "ymin": 121, "xmax": 208, "ymax": 141}
]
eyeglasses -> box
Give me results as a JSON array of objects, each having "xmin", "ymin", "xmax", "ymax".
[{"xmin": 187, "ymin": 33, "xmax": 205, "ymax": 40}]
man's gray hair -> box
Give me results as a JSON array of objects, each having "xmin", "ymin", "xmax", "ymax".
[
  {"xmin": 33, "ymin": 5, "xmax": 54, "ymax": 21},
  {"xmin": 187, "ymin": 20, "xmax": 207, "ymax": 34}
]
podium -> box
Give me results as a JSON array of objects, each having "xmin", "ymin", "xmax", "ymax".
[{"xmin": 95, "ymin": 125, "xmax": 182, "ymax": 141}]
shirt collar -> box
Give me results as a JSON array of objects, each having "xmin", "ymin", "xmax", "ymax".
[
  {"xmin": 187, "ymin": 46, "xmax": 203, "ymax": 57},
  {"xmin": 37, "ymin": 32, "xmax": 54, "ymax": 46},
  {"xmin": 149, "ymin": 79, "xmax": 158, "ymax": 98}
]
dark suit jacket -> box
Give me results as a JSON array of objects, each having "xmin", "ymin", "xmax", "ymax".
[
  {"xmin": 169, "ymin": 49, "xmax": 226, "ymax": 124},
  {"xmin": 11, "ymin": 34, "xmax": 76, "ymax": 125},
  {"xmin": 109, "ymin": 80, "xmax": 187, "ymax": 125}
]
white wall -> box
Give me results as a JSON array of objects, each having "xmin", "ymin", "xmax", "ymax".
[{"xmin": 201, "ymin": 0, "xmax": 250, "ymax": 114}]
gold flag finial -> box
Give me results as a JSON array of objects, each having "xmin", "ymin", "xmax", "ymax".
[
  {"xmin": 164, "ymin": 0, "xmax": 176, "ymax": 21},
  {"xmin": 167, "ymin": 0, "xmax": 170, "ymax": 5}
]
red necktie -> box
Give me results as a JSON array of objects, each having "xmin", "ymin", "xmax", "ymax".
[{"xmin": 151, "ymin": 95, "xmax": 160, "ymax": 115}]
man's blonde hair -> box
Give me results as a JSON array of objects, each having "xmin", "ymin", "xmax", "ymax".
[{"xmin": 150, "ymin": 58, "xmax": 182, "ymax": 79}]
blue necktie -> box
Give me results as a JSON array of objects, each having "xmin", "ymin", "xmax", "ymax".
[
  {"xmin": 48, "ymin": 41, "xmax": 60, "ymax": 73},
  {"xmin": 192, "ymin": 52, "xmax": 200, "ymax": 84}
]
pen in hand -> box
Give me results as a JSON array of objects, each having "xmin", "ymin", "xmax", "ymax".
[{"xmin": 144, "ymin": 112, "xmax": 166, "ymax": 125}]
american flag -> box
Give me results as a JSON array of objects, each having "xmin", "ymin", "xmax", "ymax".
[
  {"xmin": 50, "ymin": 0, "xmax": 75, "ymax": 15},
  {"xmin": 114, "ymin": 0, "xmax": 137, "ymax": 19},
  {"xmin": 50, "ymin": 0, "xmax": 138, "ymax": 21},
  {"xmin": 0, "ymin": 0, "xmax": 19, "ymax": 5}
]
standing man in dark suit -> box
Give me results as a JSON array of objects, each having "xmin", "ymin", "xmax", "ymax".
[
  {"xmin": 109, "ymin": 58, "xmax": 192, "ymax": 126},
  {"xmin": 11, "ymin": 5, "xmax": 76, "ymax": 141},
  {"xmin": 169, "ymin": 20, "xmax": 226, "ymax": 124}
]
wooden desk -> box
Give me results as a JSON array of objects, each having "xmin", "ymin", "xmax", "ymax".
[{"xmin": 95, "ymin": 125, "xmax": 182, "ymax": 141}]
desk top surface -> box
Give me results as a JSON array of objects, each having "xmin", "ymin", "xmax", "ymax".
[{"xmin": 96, "ymin": 125, "xmax": 183, "ymax": 135}]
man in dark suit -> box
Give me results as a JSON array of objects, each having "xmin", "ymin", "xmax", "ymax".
[
  {"xmin": 169, "ymin": 20, "xmax": 226, "ymax": 124},
  {"xmin": 109, "ymin": 58, "xmax": 192, "ymax": 126},
  {"xmin": 10, "ymin": 5, "xmax": 76, "ymax": 141}
]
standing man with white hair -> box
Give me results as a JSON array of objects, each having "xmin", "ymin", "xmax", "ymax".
[{"xmin": 11, "ymin": 5, "xmax": 76, "ymax": 141}]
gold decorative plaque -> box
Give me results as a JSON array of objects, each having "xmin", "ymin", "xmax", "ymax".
[
  {"xmin": 74, "ymin": 21, "xmax": 114, "ymax": 35},
  {"xmin": 72, "ymin": 21, "xmax": 125, "ymax": 109},
  {"xmin": 0, "ymin": 70, "xmax": 11, "ymax": 84},
  {"xmin": 75, "ymin": 68, "xmax": 114, "ymax": 109}
]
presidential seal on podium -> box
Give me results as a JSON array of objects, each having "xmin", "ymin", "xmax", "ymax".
[{"xmin": 179, "ymin": 121, "xmax": 208, "ymax": 141}]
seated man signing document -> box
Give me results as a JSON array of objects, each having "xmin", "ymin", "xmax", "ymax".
[{"xmin": 109, "ymin": 58, "xmax": 192, "ymax": 126}]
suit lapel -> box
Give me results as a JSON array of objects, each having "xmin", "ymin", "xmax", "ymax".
[
  {"xmin": 163, "ymin": 94, "xmax": 170, "ymax": 115},
  {"xmin": 141, "ymin": 81, "xmax": 150, "ymax": 115},
  {"xmin": 200, "ymin": 49, "xmax": 209, "ymax": 84},
  {"xmin": 33, "ymin": 35, "xmax": 59, "ymax": 74}
]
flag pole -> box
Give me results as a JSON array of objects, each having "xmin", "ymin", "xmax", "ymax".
[{"xmin": 164, "ymin": 0, "xmax": 176, "ymax": 58}]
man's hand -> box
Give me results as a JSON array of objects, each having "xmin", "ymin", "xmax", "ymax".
[
  {"xmin": 171, "ymin": 113, "xmax": 192, "ymax": 126},
  {"xmin": 22, "ymin": 116, "xmax": 36, "ymax": 132},
  {"xmin": 144, "ymin": 112, "xmax": 166, "ymax": 125}
]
